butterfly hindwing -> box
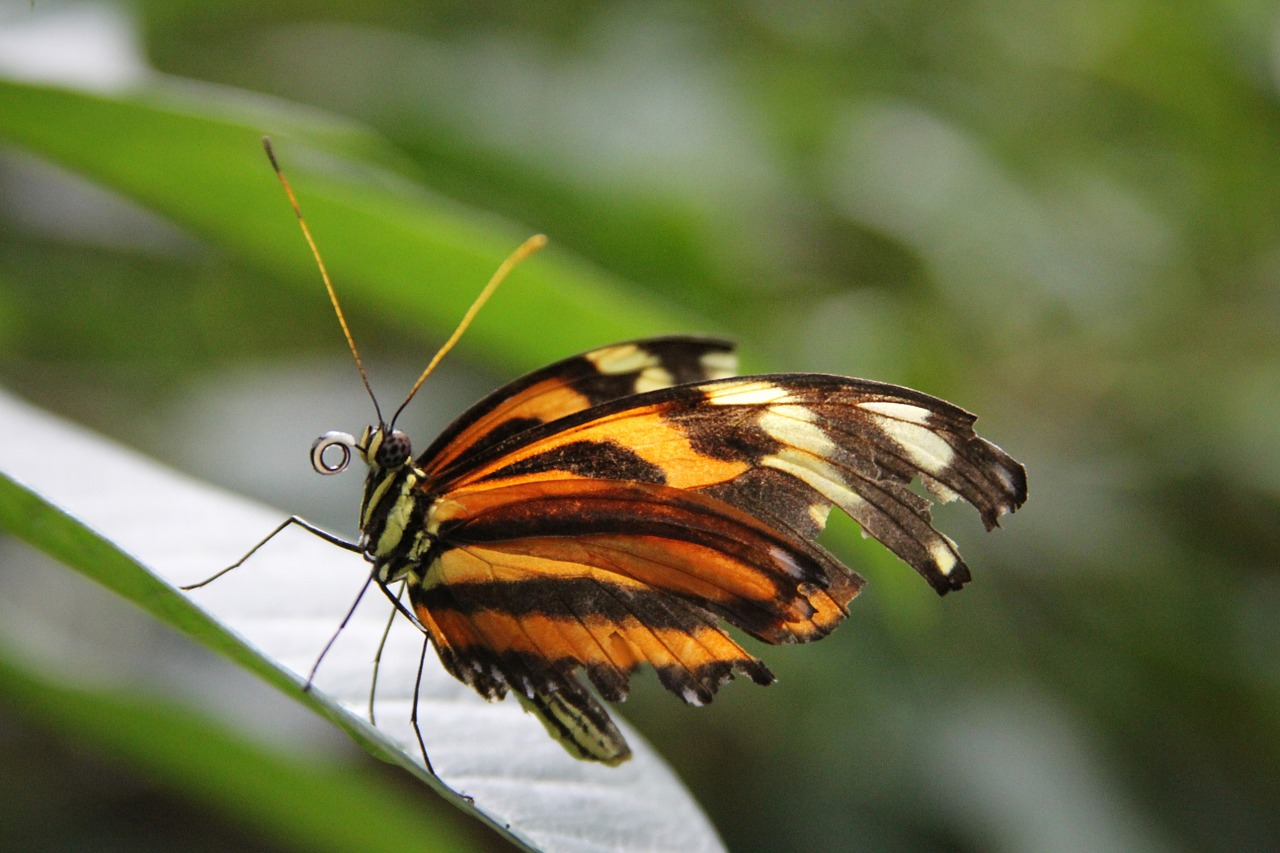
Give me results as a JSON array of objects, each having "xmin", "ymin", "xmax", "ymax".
[
  {"xmin": 412, "ymin": 539, "xmax": 779, "ymax": 703},
  {"xmin": 420, "ymin": 478, "xmax": 860, "ymax": 646}
]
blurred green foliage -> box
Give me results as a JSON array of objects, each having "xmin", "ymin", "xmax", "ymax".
[{"xmin": 1, "ymin": 1, "xmax": 1278, "ymax": 851}]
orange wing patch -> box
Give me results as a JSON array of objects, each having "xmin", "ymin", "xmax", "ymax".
[
  {"xmin": 425, "ymin": 478, "xmax": 860, "ymax": 644},
  {"xmin": 412, "ymin": 544, "xmax": 774, "ymax": 707}
]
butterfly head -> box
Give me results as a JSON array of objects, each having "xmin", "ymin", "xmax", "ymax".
[
  {"xmin": 310, "ymin": 425, "xmax": 412, "ymax": 476},
  {"xmin": 363, "ymin": 424, "xmax": 413, "ymax": 469}
]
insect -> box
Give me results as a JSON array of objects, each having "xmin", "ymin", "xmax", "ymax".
[{"xmin": 189, "ymin": 138, "xmax": 1027, "ymax": 773}]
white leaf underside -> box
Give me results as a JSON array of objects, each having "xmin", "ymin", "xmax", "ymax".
[{"xmin": 0, "ymin": 389, "xmax": 725, "ymax": 853}]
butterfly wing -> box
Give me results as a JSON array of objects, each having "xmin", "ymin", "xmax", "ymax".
[
  {"xmin": 409, "ymin": 370, "xmax": 1026, "ymax": 762},
  {"xmin": 432, "ymin": 375, "xmax": 1027, "ymax": 594},
  {"xmin": 417, "ymin": 337, "xmax": 736, "ymax": 476},
  {"xmin": 408, "ymin": 478, "xmax": 854, "ymax": 762},
  {"xmin": 517, "ymin": 688, "xmax": 631, "ymax": 766}
]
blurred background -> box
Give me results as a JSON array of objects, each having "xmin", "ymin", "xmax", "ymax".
[{"xmin": 1, "ymin": 1, "xmax": 1278, "ymax": 851}]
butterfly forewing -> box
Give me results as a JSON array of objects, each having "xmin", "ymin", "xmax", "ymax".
[
  {"xmin": 416, "ymin": 336, "xmax": 737, "ymax": 476},
  {"xmin": 422, "ymin": 373, "xmax": 1025, "ymax": 595}
]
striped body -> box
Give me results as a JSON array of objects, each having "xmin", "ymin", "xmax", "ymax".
[{"xmin": 350, "ymin": 337, "xmax": 1026, "ymax": 764}]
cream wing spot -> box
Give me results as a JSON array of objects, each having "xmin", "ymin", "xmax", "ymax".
[
  {"xmin": 929, "ymin": 535, "xmax": 960, "ymax": 576},
  {"xmin": 586, "ymin": 341, "xmax": 681, "ymax": 392},
  {"xmin": 990, "ymin": 460, "xmax": 1021, "ymax": 496},
  {"xmin": 757, "ymin": 405, "xmax": 833, "ymax": 451},
  {"xmin": 706, "ymin": 380, "xmax": 791, "ymax": 407},
  {"xmin": 763, "ymin": 449, "xmax": 865, "ymax": 516},
  {"xmin": 585, "ymin": 343, "xmax": 648, "ymax": 375},
  {"xmin": 755, "ymin": 403, "xmax": 868, "ymax": 527},
  {"xmin": 922, "ymin": 475, "xmax": 960, "ymax": 504},
  {"xmin": 698, "ymin": 350, "xmax": 738, "ymax": 379},
  {"xmin": 863, "ymin": 409, "xmax": 957, "ymax": 475},
  {"xmin": 859, "ymin": 401, "xmax": 935, "ymax": 424},
  {"xmin": 634, "ymin": 365, "xmax": 676, "ymax": 394}
]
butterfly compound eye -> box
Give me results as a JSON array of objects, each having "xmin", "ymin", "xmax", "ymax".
[
  {"xmin": 376, "ymin": 430, "xmax": 412, "ymax": 468},
  {"xmin": 311, "ymin": 431, "xmax": 357, "ymax": 475}
]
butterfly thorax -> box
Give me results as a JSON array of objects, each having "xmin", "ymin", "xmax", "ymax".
[{"xmin": 354, "ymin": 425, "xmax": 434, "ymax": 585}]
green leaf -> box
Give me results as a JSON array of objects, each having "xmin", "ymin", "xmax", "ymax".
[
  {"xmin": 0, "ymin": 78, "xmax": 704, "ymax": 375},
  {"xmin": 0, "ymin": 643, "xmax": 476, "ymax": 853}
]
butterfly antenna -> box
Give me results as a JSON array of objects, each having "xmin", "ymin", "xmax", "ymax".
[
  {"xmin": 263, "ymin": 137, "xmax": 385, "ymax": 425},
  {"xmin": 389, "ymin": 232, "xmax": 547, "ymax": 428}
]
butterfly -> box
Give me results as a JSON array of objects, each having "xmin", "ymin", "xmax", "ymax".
[{"xmin": 189, "ymin": 139, "xmax": 1027, "ymax": 772}]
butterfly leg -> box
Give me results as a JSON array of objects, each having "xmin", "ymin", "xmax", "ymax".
[
  {"xmin": 303, "ymin": 573, "xmax": 375, "ymax": 690},
  {"xmin": 367, "ymin": 580, "xmax": 405, "ymax": 725},
  {"xmin": 369, "ymin": 582, "xmax": 471, "ymax": 797},
  {"xmin": 181, "ymin": 515, "xmax": 360, "ymax": 590},
  {"xmin": 408, "ymin": 635, "xmax": 473, "ymax": 802},
  {"xmin": 410, "ymin": 633, "xmax": 436, "ymax": 775}
]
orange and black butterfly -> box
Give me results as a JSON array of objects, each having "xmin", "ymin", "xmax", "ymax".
[{"xmin": 190, "ymin": 140, "xmax": 1027, "ymax": 771}]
